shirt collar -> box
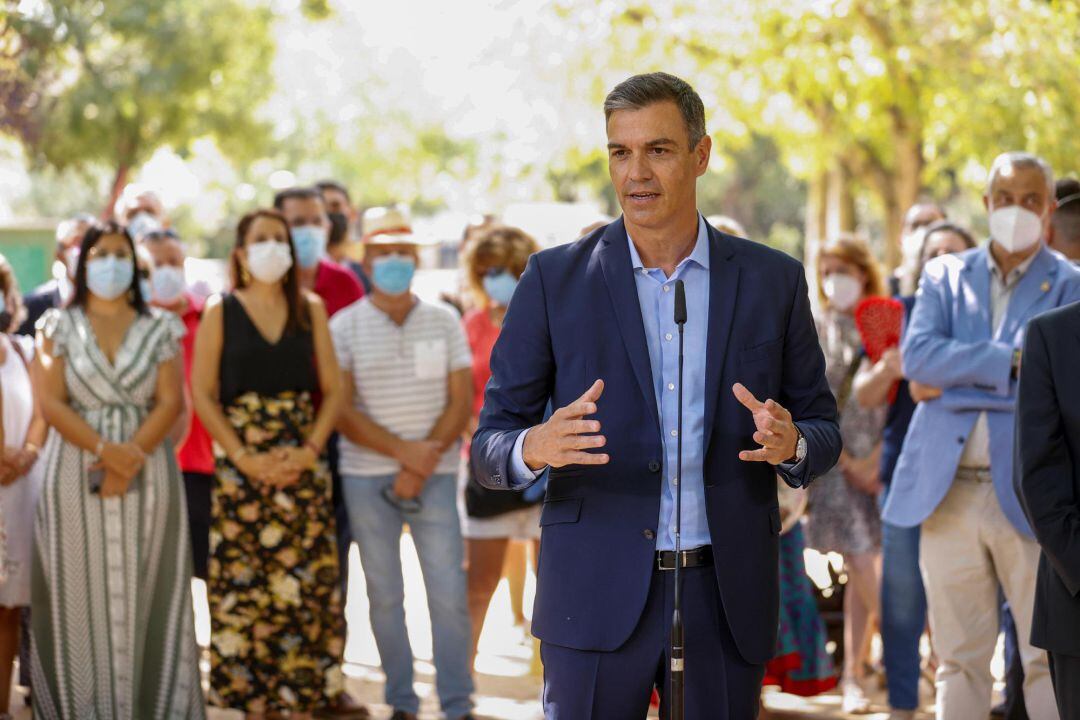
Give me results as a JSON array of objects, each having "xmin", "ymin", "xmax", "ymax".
[
  {"xmin": 986, "ymin": 242, "xmax": 1041, "ymax": 284},
  {"xmin": 627, "ymin": 214, "xmax": 711, "ymax": 272}
]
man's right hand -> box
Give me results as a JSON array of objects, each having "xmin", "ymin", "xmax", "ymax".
[
  {"xmin": 522, "ymin": 379, "xmax": 610, "ymax": 471},
  {"xmin": 396, "ymin": 439, "xmax": 443, "ymax": 478}
]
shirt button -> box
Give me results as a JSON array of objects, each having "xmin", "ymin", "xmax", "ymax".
[
  {"xmin": 672, "ymin": 476, "xmax": 679, "ymax": 486},
  {"xmin": 665, "ymin": 333, "xmax": 673, "ymax": 341},
  {"xmin": 648, "ymin": 460, "xmax": 661, "ymax": 473},
  {"xmin": 667, "ymin": 382, "xmax": 675, "ymax": 391},
  {"xmin": 643, "ymin": 529, "xmax": 656, "ymax": 540},
  {"xmin": 663, "ymin": 285, "xmax": 670, "ymax": 292},
  {"xmin": 670, "ymin": 429, "xmax": 678, "ymax": 437}
]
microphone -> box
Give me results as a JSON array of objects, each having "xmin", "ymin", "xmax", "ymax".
[
  {"xmin": 671, "ymin": 279, "xmax": 686, "ymax": 719},
  {"xmin": 674, "ymin": 279, "xmax": 687, "ymax": 325}
]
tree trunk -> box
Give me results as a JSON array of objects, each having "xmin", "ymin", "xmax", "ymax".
[
  {"xmin": 887, "ymin": 132, "xmax": 923, "ymax": 269},
  {"xmin": 827, "ymin": 162, "xmax": 857, "ymax": 240},
  {"xmin": 102, "ymin": 162, "xmax": 130, "ymax": 221},
  {"xmin": 804, "ymin": 169, "xmax": 829, "ymax": 300}
]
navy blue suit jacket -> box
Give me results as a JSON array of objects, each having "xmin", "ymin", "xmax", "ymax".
[{"xmin": 471, "ymin": 218, "xmax": 841, "ymax": 664}]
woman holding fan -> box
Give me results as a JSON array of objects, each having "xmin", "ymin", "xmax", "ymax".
[{"xmin": 804, "ymin": 236, "xmax": 888, "ymax": 714}]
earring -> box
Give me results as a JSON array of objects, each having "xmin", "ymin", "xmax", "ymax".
[{"xmin": 240, "ymin": 265, "xmax": 251, "ymax": 286}]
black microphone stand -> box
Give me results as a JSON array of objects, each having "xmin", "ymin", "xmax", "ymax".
[{"xmin": 671, "ymin": 280, "xmax": 687, "ymax": 720}]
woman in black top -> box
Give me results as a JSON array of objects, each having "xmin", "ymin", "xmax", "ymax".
[{"xmin": 192, "ymin": 209, "xmax": 345, "ymax": 719}]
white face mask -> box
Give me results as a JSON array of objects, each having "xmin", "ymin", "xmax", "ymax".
[
  {"xmin": 989, "ymin": 205, "xmax": 1043, "ymax": 254},
  {"xmin": 822, "ymin": 273, "xmax": 863, "ymax": 312},
  {"xmin": 245, "ymin": 241, "xmax": 293, "ymax": 284}
]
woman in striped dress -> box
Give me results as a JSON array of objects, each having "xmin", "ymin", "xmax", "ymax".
[{"xmin": 31, "ymin": 221, "xmax": 204, "ymax": 719}]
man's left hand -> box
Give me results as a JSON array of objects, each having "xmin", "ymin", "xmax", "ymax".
[{"xmin": 733, "ymin": 383, "xmax": 798, "ymax": 465}]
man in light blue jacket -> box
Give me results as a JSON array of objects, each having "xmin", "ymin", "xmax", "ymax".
[{"xmin": 883, "ymin": 152, "xmax": 1080, "ymax": 720}]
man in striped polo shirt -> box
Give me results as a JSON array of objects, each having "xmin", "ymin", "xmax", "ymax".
[{"xmin": 331, "ymin": 218, "xmax": 476, "ymax": 720}]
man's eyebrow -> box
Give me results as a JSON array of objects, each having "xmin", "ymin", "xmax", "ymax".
[{"xmin": 606, "ymin": 138, "xmax": 679, "ymax": 149}]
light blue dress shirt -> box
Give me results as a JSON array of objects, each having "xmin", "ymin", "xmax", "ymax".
[{"xmin": 511, "ymin": 215, "xmax": 713, "ymax": 550}]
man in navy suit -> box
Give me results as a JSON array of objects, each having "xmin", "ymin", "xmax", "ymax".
[{"xmin": 471, "ymin": 72, "xmax": 841, "ymax": 718}]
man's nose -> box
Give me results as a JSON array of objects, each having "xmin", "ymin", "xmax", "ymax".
[{"xmin": 627, "ymin": 153, "xmax": 652, "ymax": 182}]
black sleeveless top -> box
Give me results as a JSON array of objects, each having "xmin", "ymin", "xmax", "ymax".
[{"xmin": 219, "ymin": 294, "xmax": 317, "ymax": 405}]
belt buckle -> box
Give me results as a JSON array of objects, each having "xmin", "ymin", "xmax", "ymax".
[{"xmin": 657, "ymin": 552, "xmax": 674, "ymax": 571}]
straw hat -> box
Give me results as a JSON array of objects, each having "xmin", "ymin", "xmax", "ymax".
[{"xmin": 361, "ymin": 205, "xmax": 437, "ymax": 246}]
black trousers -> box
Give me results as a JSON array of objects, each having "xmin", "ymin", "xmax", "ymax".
[
  {"xmin": 182, "ymin": 471, "xmax": 213, "ymax": 580},
  {"xmin": 1049, "ymin": 651, "xmax": 1080, "ymax": 720},
  {"xmin": 540, "ymin": 565, "xmax": 764, "ymax": 719},
  {"xmin": 327, "ymin": 435, "xmax": 352, "ymax": 600}
]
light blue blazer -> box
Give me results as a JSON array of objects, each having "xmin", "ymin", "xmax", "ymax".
[{"xmin": 882, "ymin": 244, "xmax": 1080, "ymax": 536}]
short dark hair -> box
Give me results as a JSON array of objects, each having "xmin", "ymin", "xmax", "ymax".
[
  {"xmin": 71, "ymin": 221, "xmax": 149, "ymax": 314},
  {"xmin": 603, "ymin": 72, "xmax": 707, "ymax": 149},
  {"xmin": 1055, "ymin": 177, "xmax": 1080, "ymax": 201},
  {"xmin": 316, "ymin": 180, "xmax": 351, "ymax": 204},
  {"xmin": 273, "ymin": 186, "xmax": 323, "ymax": 211}
]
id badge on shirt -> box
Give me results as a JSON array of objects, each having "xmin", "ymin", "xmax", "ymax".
[{"xmin": 414, "ymin": 339, "xmax": 447, "ymax": 379}]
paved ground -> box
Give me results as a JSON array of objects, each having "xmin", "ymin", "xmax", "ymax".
[{"xmin": 8, "ymin": 533, "xmax": 985, "ymax": 718}]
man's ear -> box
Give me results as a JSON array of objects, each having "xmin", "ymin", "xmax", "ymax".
[{"xmin": 695, "ymin": 135, "xmax": 712, "ymax": 178}]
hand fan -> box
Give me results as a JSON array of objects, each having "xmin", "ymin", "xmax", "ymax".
[{"xmin": 854, "ymin": 296, "xmax": 905, "ymax": 403}]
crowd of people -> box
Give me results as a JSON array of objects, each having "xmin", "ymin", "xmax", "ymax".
[{"xmin": 0, "ymin": 141, "xmax": 1078, "ymax": 720}]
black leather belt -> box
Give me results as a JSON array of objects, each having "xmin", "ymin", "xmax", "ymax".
[{"xmin": 656, "ymin": 546, "xmax": 713, "ymax": 571}]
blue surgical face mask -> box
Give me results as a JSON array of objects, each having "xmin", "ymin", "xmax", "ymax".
[
  {"xmin": 483, "ymin": 270, "xmax": 518, "ymax": 306},
  {"xmin": 291, "ymin": 224, "xmax": 327, "ymax": 269},
  {"xmin": 86, "ymin": 256, "xmax": 134, "ymax": 301},
  {"xmin": 151, "ymin": 265, "xmax": 186, "ymax": 304},
  {"xmin": 371, "ymin": 255, "xmax": 416, "ymax": 295}
]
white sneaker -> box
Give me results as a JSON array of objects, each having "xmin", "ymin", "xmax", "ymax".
[{"xmin": 841, "ymin": 680, "xmax": 873, "ymax": 714}]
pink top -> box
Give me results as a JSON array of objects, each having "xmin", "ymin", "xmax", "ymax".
[{"xmin": 463, "ymin": 308, "xmax": 501, "ymax": 418}]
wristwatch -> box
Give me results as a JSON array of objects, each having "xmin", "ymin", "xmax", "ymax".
[{"xmin": 787, "ymin": 427, "xmax": 807, "ymax": 464}]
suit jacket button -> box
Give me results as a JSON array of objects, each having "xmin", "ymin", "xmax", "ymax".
[
  {"xmin": 648, "ymin": 460, "xmax": 661, "ymax": 473},
  {"xmin": 643, "ymin": 529, "xmax": 656, "ymax": 540}
]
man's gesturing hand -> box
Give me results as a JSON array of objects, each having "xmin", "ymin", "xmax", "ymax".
[
  {"xmin": 521, "ymin": 379, "xmax": 610, "ymax": 471},
  {"xmin": 733, "ymin": 383, "xmax": 799, "ymax": 465}
]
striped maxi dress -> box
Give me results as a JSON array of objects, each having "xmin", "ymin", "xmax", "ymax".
[{"xmin": 30, "ymin": 307, "xmax": 205, "ymax": 719}]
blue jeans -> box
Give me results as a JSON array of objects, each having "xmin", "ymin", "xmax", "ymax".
[
  {"xmin": 880, "ymin": 519, "xmax": 926, "ymax": 710},
  {"xmin": 342, "ymin": 472, "xmax": 474, "ymax": 718}
]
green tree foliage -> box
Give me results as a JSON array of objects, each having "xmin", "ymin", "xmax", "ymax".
[
  {"xmin": 3, "ymin": 0, "xmax": 276, "ymax": 214},
  {"xmin": 553, "ymin": 0, "xmax": 1080, "ymax": 266}
]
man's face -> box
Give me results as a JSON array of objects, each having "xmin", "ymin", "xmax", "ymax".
[
  {"xmin": 607, "ymin": 101, "xmax": 710, "ymax": 231},
  {"xmin": 362, "ymin": 243, "xmax": 419, "ymax": 272},
  {"xmin": 902, "ymin": 204, "xmax": 945, "ymax": 238},
  {"xmin": 144, "ymin": 237, "xmax": 185, "ymax": 269},
  {"xmin": 280, "ymin": 196, "xmax": 328, "ymax": 229},
  {"xmin": 984, "ymin": 164, "xmax": 1054, "ymax": 230},
  {"xmin": 124, "ymin": 193, "xmax": 164, "ymax": 222},
  {"xmin": 58, "ymin": 220, "xmax": 92, "ymax": 279},
  {"xmin": 322, "ymin": 189, "xmax": 353, "ymax": 218}
]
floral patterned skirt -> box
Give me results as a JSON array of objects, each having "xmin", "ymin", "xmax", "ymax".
[{"xmin": 207, "ymin": 390, "xmax": 345, "ymax": 712}]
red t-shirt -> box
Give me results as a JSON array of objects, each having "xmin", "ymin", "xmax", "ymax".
[
  {"xmin": 177, "ymin": 293, "xmax": 215, "ymax": 475},
  {"xmin": 463, "ymin": 308, "xmax": 501, "ymax": 417},
  {"xmin": 314, "ymin": 259, "xmax": 364, "ymax": 317}
]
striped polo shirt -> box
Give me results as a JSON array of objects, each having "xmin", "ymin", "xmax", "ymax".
[{"xmin": 330, "ymin": 296, "xmax": 472, "ymax": 477}]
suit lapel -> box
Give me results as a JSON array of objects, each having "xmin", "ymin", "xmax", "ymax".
[
  {"xmin": 703, "ymin": 226, "xmax": 740, "ymax": 449},
  {"xmin": 597, "ymin": 219, "xmax": 661, "ymax": 431},
  {"xmin": 996, "ymin": 246, "xmax": 1057, "ymax": 341},
  {"xmin": 962, "ymin": 250, "xmax": 993, "ymax": 339}
]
